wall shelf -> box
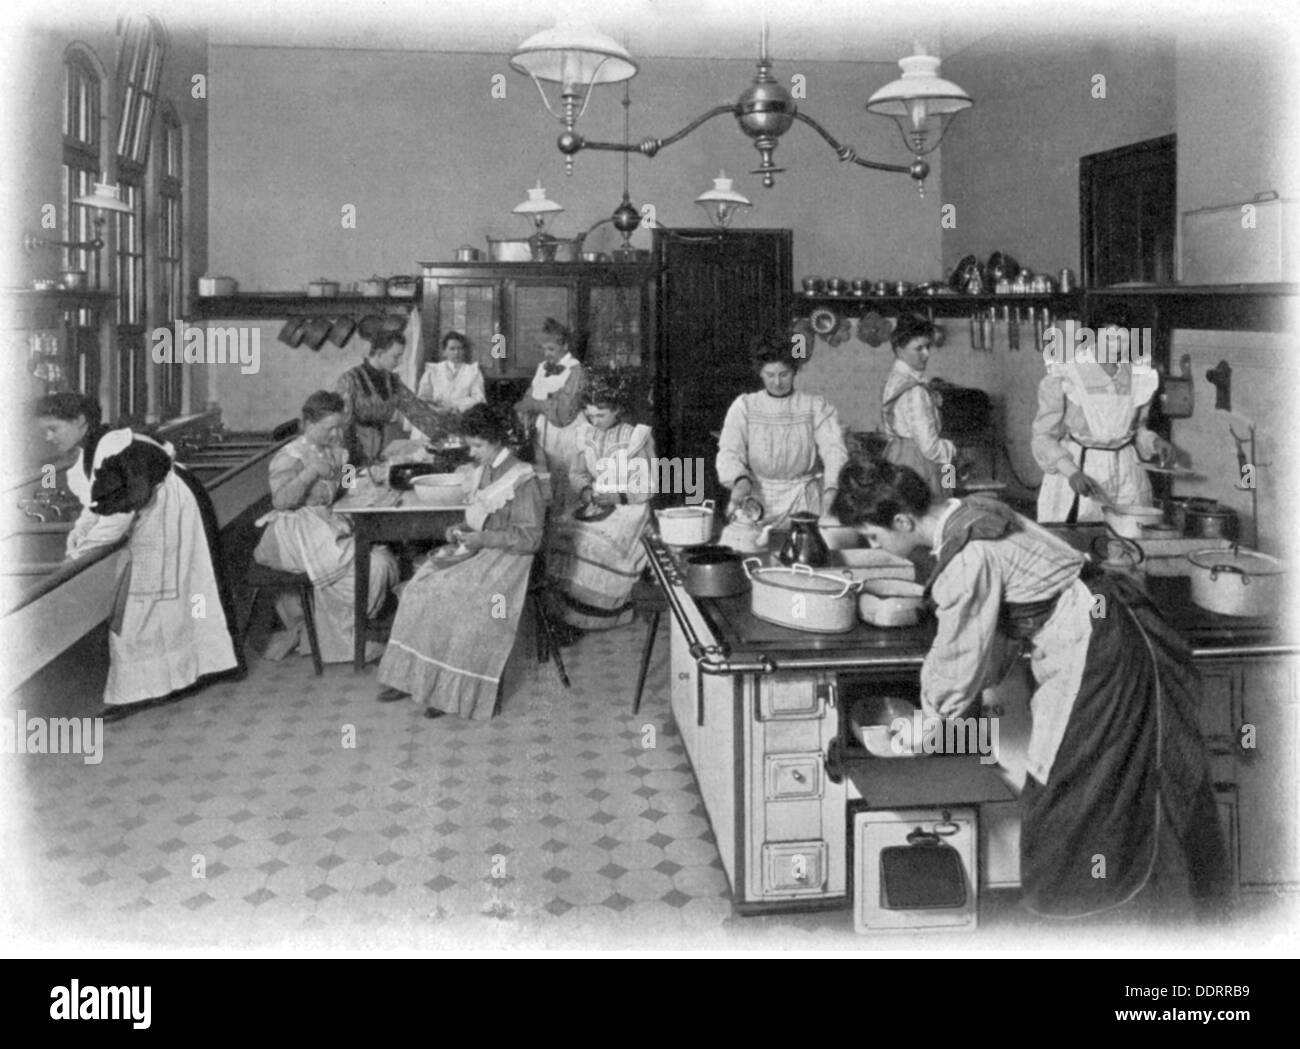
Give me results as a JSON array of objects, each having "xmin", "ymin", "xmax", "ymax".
[
  {"xmin": 792, "ymin": 291, "xmax": 1081, "ymax": 319},
  {"xmin": 189, "ymin": 293, "xmax": 419, "ymax": 320},
  {"xmin": 791, "ymin": 285, "xmax": 1299, "ymax": 333}
]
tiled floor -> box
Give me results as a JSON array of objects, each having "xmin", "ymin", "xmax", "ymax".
[{"xmin": 5, "ymin": 615, "xmax": 1297, "ymax": 953}]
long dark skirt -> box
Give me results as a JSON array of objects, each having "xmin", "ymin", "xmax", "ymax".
[{"xmin": 1019, "ymin": 571, "xmax": 1231, "ymax": 918}]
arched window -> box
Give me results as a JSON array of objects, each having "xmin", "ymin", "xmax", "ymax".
[
  {"xmin": 113, "ymin": 14, "xmax": 166, "ymax": 418},
  {"xmin": 62, "ymin": 45, "xmax": 103, "ymax": 283},
  {"xmin": 62, "ymin": 43, "xmax": 106, "ymax": 397}
]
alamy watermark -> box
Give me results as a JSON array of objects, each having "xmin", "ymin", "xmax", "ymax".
[
  {"xmin": 593, "ymin": 451, "xmax": 706, "ymax": 504},
  {"xmin": 891, "ymin": 711, "xmax": 1000, "ymax": 764},
  {"xmin": 1, "ymin": 710, "xmax": 103, "ymax": 765},
  {"xmin": 1042, "ymin": 321, "xmax": 1152, "ymax": 369},
  {"xmin": 151, "ymin": 321, "xmax": 260, "ymax": 374}
]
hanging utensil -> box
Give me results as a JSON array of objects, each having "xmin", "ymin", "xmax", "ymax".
[{"xmin": 1008, "ymin": 306, "xmax": 1020, "ymax": 351}]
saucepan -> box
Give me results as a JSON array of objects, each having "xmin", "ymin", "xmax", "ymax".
[
  {"xmin": 683, "ymin": 546, "xmax": 748, "ymax": 598},
  {"xmin": 1185, "ymin": 547, "xmax": 1283, "ymax": 617},
  {"xmin": 656, "ymin": 501, "xmax": 715, "ymax": 546}
]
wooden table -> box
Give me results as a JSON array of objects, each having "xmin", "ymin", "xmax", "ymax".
[{"xmin": 334, "ymin": 486, "xmax": 467, "ymax": 671}]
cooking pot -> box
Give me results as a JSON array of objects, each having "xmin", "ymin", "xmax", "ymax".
[
  {"xmin": 361, "ymin": 275, "xmax": 389, "ymax": 297},
  {"xmin": 743, "ymin": 559, "xmax": 863, "ymax": 633},
  {"xmin": 197, "ymin": 275, "xmax": 237, "ymax": 296},
  {"xmin": 387, "ymin": 275, "xmax": 418, "ymax": 298},
  {"xmin": 1184, "ymin": 501, "xmax": 1240, "ymax": 540},
  {"xmin": 656, "ymin": 501, "xmax": 715, "ymax": 546},
  {"xmin": 487, "ymin": 237, "xmax": 533, "ymax": 262},
  {"xmin": 455, "ymin": 245, "xmax": 481, "ymax": 262},
  {"xmin": 60, "ymin": 269, "xmax": 87, "ymax": 291},
  {"xmin": 1186, "ymin": 547, "xmax": 1283, "ymax": 617},
  {"xmin": 683, "ymin": 546, "xmax": 748, "ymax": 598},
  {"xmin": 307, "ymin": 278, "xmax": 339, "ymax": 298},
  {"xmin": 1103, "ymin": 504, "xmax": 1165, "ymax": 540}
]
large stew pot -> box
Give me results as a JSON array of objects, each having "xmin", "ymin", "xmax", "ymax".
[
  {"xmin": 1185, "ymin": 548, "xmax": 1283, "ymax": 617},
  {"xmin": 743, "ymin": 559, "xmax": 863, "ymax": 633},
  {"xmin": 656, "ymin": 501, "xmax": 715, "ymax": 546},
  {"xmin": 683, "ymin": 546, "xmax": 748, "ymax": 598}
]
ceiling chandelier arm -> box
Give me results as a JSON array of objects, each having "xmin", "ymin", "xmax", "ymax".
[
  {"xmin": 791, "ymin": 112, "xmax": 913, "ymax": 175},
  {"xmin": 567, "ymin": 105, "xmax": 737, "ymax": 158}
]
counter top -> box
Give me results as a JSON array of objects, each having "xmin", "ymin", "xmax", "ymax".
[{"xmin": 647, "ymin": 527, "xmax": 1294, "ymax": 675}]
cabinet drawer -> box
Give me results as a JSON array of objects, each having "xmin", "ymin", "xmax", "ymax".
[
  {"xmin": 1199, "ymin": 663, "xmax": 1241, "ymax": 742},
  {"xmin": 757, "ymin": 675, "xmax": 826, "ymax": 721},
  {"xmin": 761, "ymin": 841, "xmax": 828, "ymax": 895},
  {"xmin": 765, "ymin": 754, "xmax": 824, "ymax": 802}
]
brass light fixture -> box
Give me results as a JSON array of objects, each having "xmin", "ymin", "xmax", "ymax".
[
  {"xmin": 23, "ymin": 182, "xmax": 134, "ymax": 253},
  {"xmin": 510, "ymin": 21, "xmax": 972, "ymax": 192}
]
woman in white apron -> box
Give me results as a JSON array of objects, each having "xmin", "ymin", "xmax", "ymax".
[
  {"xmin": 1032, "ymin": 338, "xmax": 1176, "ymax": 522},
  {"xmin": 410, "ymin": 330, "xmax": 486, "ymax": 442},
  {"xmin": 513, "ymin": 317, "xmax": 589, "ymax": 507},
  {"xmin": 33, "ymin": 393, "xmax": 240, "ymax": 719},
  {"xmin": 717, "ymin": 334, "xmax": 848, "ymax": 526},
  {"xmin": 377, "ymin": 404, "xmax": 545, "ymax": 720},
  {"xmin": 547, "ymin": 375, "xmax": 653, "ymax": 631},
  {"xmin": 253, "ymin": 391, "xmax": 398, "ymax": 664},
  {"xmin": 880, "ymin": 314, "xmax": 954, "ymax": 501}
]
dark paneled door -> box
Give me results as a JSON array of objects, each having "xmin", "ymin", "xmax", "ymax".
[
  {"xmin": 1080, "ymin": 134, "xmax": 1176, "ymax": 289},
  {"xmin": 654, "ymin": 229, "xmax": 793, "ymax": 504}
]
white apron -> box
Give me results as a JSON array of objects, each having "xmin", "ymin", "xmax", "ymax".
[
  {"xmin": 1037, "ymin": 365, "xmax": 1159, "ymax": 523},
  {"xmin": 67, "ymin": 431, "xmax": 238, "ymax": 706}
]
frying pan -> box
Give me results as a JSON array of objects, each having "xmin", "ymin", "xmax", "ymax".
[{"xmin": 277, "ymin": 317, "xmax": 308, "ymax": 347}]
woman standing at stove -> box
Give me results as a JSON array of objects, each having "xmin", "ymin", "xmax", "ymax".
[
  {"xmin": 832, "ymin": 458, "xmax": 1230, "ymax": 920},
  {"xmin": 716, "ymin": 332, "xmax": 847, "ymax": 526}
]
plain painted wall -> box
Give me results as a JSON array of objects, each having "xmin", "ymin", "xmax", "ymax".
[{"xmin": 203, "ymin": 44, "xmax": 944, "ymax": 428}]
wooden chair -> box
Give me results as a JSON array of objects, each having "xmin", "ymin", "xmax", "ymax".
[
  {"xmin": 527, "ymin": 557, "xmax": 571, "ymax": 689},
  {"xmin": 242, "ymin": 561, "xmax": 324, "ymax": 676}
]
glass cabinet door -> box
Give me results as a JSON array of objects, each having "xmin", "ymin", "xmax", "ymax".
[
  {"xmin": 586, "ymin": 284, "xmax": 644, "ymax": 369},
  {"xmin": 430, "ymin": 280, "xmax": 498, "ymax": 369},
  {"xmin": 507, "ymin": 282, "xmax": 572, "ymax": 377}
]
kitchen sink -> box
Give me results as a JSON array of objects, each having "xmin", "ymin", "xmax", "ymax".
[{"xmin": 0, "ymin": 527, "xmax": 70, "ymax": 571}]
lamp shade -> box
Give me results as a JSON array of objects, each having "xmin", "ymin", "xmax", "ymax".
[
  {"xmin": 513, "ymin": 182, "xmax": 565, "ymax": 217},
  {"xmin": 865, "ymin": 54, "xmax": 972, "ymax": 118},
  {"xmin": 509, "ymin": 22, "xmax": 638, "ymax": 89},
  {"xmin": 695, "ymin": 171, "xmax": 751, "ymax": 228},
  {"xmin": 72, "ymin": 182, "xmax": 133, "ymax": 214}
]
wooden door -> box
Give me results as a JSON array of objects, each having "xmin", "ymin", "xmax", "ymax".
[
  {"xmin": 1080, "ymin": 135, "xmax": 1176, "ymax": 289},
  {"xmin": 654, "ymin": 229, "xmax": 792, "ymax": 504}
]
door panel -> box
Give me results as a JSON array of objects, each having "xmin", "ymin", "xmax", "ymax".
[{"xmin": 655, "ymin": 229, "xmax": 792, "ymax": 504}]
